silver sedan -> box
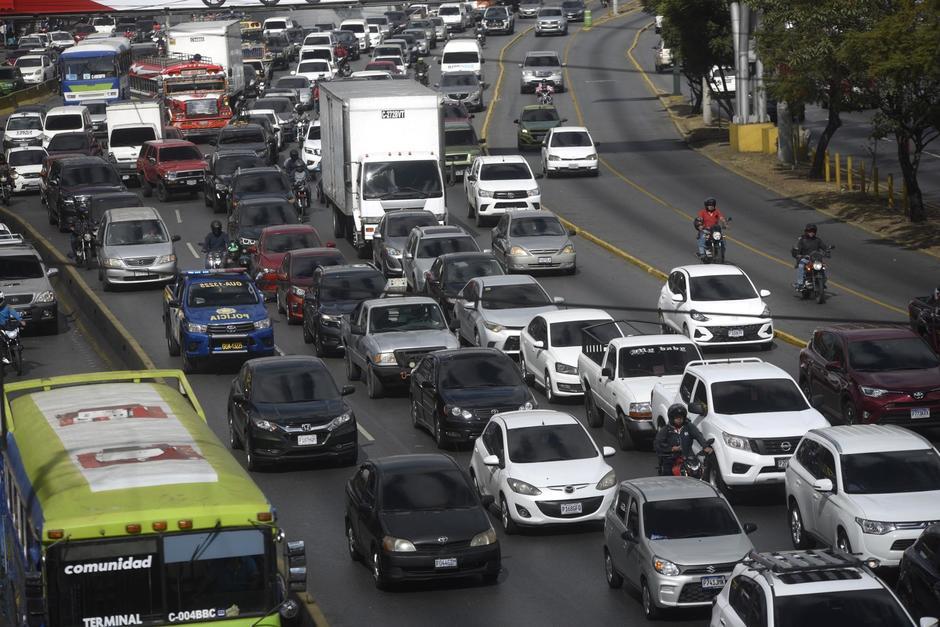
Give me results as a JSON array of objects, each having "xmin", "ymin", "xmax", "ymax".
[{"xmin": 490, "ymin": 210, "xmax": 576, "ymax": 273}]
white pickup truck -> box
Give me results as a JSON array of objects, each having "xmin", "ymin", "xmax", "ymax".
[{"xmin": 577, "ymin": 321, "xmax": 702, "ymax": 451}]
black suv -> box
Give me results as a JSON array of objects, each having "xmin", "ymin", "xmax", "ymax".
[
  {"xmin": 204, "ymin": 150, "xmax": 266, "ymax": 213},
  {"xmin": 214, "ymin": 123, "xmax": 274, "ymax": 165},
  {"xmin": 228, "ymin": 166, "xmax": 294, "ymax": 213},
  {"xmin": 302, "ymin": 263, "xmax": 387, "ymax": 356},
  {"xmin": 227, "ymin": 196, "xmax": 299, "ymax": 247},
  {"xmin": 45, "ymin": 156, "xmax": 125, "ymax": 232}
]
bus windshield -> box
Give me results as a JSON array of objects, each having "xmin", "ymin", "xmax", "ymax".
[{"xmin": 62, "ymin": 56, "xmax": 117, "ymax": 79}]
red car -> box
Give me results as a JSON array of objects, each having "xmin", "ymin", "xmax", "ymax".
[
  {"xmin": 136, "ymin": 139, "xmax": 207, "ymax": 202},
  {"xmin": 251, "ymin": 224, "xmax": 328, "ymax": 297},
  {"xmin": 799, "ymin": 324, "xmax": 940, "ymax": 426},
  {"xmin": 275, "ymin": 247, "xmax": 346, "ymax": 324},
  {"xmin": 364, "ymin": 60, "xmax": 402, "ymax": 75}
]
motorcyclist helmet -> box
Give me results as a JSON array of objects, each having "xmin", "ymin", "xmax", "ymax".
[
  {"xmin": 704, "ymin": 197, "xmax": 717, "ymax": 211},
  {"xmin": 804, "ymin": 223, "xmax": 817, "ymax": 238},
  {"xmin": 211, "ymin": 220, "xmax": 222, "ymax": 236},
  {"xmin": 290, "ymin": 149, "xmax": 299, "ymax": 160},
  {"xmin": 667, "ymin": 403, "xmax": 688, "ymax": 424}
]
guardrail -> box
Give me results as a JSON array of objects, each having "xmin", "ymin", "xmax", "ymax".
[{"xmin": 0, "ymin": 79, "xmax": 57, "ymax": 116}]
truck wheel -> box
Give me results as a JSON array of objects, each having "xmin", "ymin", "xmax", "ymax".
[
  {"xmin": 140, "ymin": 175, "xmax": 152, "ymax": 197},
  {"xmin": 615, "ymin": 409, "xmax": 634, "ymax": 451},
  {"xmin": 345, "ymin": 349, "xmax": 361, "ymax": 381},
  {"xmin": 181, "ymin": 346, "xmax": 197, "ymax": 374},
  {"xmin": 367, "ymin": 365, "xmax": 384, "ymax": 399},
  {"xmin": 333, "ymin": 207, "xmax": 346, "ymax": 238},
  {"xmin": 585, "ymin": 392, "xmax": 603, "ymax": 428},
  {"xmin": 156, "ymin": 182, "xmax": 170, "ymax": 203}
]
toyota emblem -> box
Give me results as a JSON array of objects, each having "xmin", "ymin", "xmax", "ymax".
[
  {"xmin": 226, "ymin": 324, "xmax": 237, "ymax": 333},
  {"xmin": 490, "ymin": 409, "xmax": 498, "ymax": 415},
  {"xmin": 780, "ymin": 441, "xmax": 792, "ymax": 452},
  {"xmin": 437, "ymin": 536, "xmax": 448, "ymax": 544},
  {"xmin": 914, "ymin": 391, "xmax": 925, "ymax": 400},
  {"xmin": 705, "ymin": 565, "xmax": 716, "ymax": 574}
]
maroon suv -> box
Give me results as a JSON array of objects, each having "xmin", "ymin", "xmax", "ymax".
[
  {"xmin": 136, "ymin": 139, "xmax": 207, "ymax": 202},
  {"xmin": 799, "ymin": 324, "xmax": 940, "ymax": 426}
]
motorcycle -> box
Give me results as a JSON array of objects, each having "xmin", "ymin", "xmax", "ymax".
[
  {"xmin": 1, "ymin": 318, "xmax": 23, "ymax": 377},
  {"xmin": 72, "ymin": 219, "xmax": 95, "ymax": 270},
  {"xmin": 415, "ymin": 67, "xmax": 430, "ymax": 87},
  {"xmin": 293, "ymin": 174, "xmax": 310, "ymax": 218},
  {"xmin": 536, "ymin": 84, "xmax": 554, "ymax": 105},
  {"xmin": 662, "ymin": 438, "xmax": 715, "ymax": 480},
  {"xmin": 476, "ymin": 28, "xmax": 486, "ymax": 48},
  {"xmin": 337, "ymin": 56, "xmax": 352, "ymax": 78},
  {"xmin": 0, "ymin": 172, "xmax": 12, "ymax": 206},
  {"xmin": 795, "ymin": 246, "xmax": 834, "ymax": 304},
  {"xmin": 699, "ymin": 223, "xmax": 727, "ymax": 264},
  {"xmin": 205, "ymin": 250, "xmax": 224, "ymax": 269}
]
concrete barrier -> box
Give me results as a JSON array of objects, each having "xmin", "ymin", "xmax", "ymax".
[{"xmin": 0, "ymin": 80, "xmax": 57, "ymax": 117}]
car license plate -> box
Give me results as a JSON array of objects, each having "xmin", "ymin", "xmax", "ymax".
[
  {"xmin": 297, "ymin": 434, "xmax": 318, "ymax": 446},
  {"xmin": 186, "ymin": 179, "xmax": 197, "ymax": 186},
  {"xmin": 912, "ymin": 407, "xmax": 930, "ymax": 419},
  {"xmin": 538, "ymin": 257, "xmax": 552, "ymax": 264},
  {"xmin": 701, "ymin": 575, "xmax": 726, "ymax": 589},
  {"xmin": 386, "ymin": 277, "xmax": 407, "ymax": 291},
  {"xmin": 560, "ymin": 502, "xmax": 582, "ymax": 515},
  {"xmin": 434, "ymin": 557, "xmax": 457, "ymax": 569},
  {"xmin": 775, "ymin": 457, "xmax": 789, "ymax": 470},
  {"xmin": 220, "ymin": 341, "xmax": 244, "ymax": 351},
  {"xmin": 728, "ymin": 328, "xmax": 744, "ymax": 338}
]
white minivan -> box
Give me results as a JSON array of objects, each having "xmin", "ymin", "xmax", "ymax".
[
  {"xmin": 42, "ymin": 106, "xmax": 92, "ymax": 148},
  {"xmin": 440, "ymin": 39, "xmax": 483, "ymax": 80}
]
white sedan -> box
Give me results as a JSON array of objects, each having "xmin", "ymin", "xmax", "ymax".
[
  {"xmin": 541, "ymin": 126, "xmax": 599, "ymax": 177},
  {"xmin": 520, "ymin": 308, "xmax": 613, "ymax": 401},
  {"xmin": 657, "ymin": 264, "xmax": 774, "ymax": 349},
  {"xmin": 469, "ymin": 409, "xmax": 617, "ymax": 533}
]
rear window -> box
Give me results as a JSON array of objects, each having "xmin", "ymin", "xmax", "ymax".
[
  {"xmin": 60, "ymin": 164, "xmax": 120, "ymax": 187},
  {"xmin": 48, "ymin": 134, "xmax": 89, "ymax": 151},
  {"xmin": 110, "ymin": 127, "xmax": 156, "ymax": 147},
  {"xmin": 235, "ymin": 173, "xmax": 288, "ymax": 196},
  {"xmin": 158, "ymin": 146, "xmax": 202, "ymax": 162},
  {"xmin": 439, "ymin": 6, "xmax": 459, "ymax": 14},
  {"xmin": 215, "ymin": 154, "xmax": 263, "ymax": 176},
  {"xmin": 847, "ymin": 337, "xmax": 940, "ymax": 371},
  {"xmin": 253, "ymin": 99, "xmax": 292, "ymax": 114},
  {"xmin": 240, "ymin": 202, "xmax": 297, "ymax": 227},
  {"xmin": 45, "ymin": 114, "xmax": 83, "ymax": 131},
  {"xmin": 263, "ymin": 231, "xmax": 321, "ymax": 253},
  {"xmin": 8, "ymin": 149, "xmax": 45, "ymax": 166},
  {"xmin": 265, "ymin": 20, "xmax": 287, "ymax": 30},
  {"xmin": 380, "ymin": 469, "xmax": 476, "ymax": 511},
  {"xmin": 219, "ymin": 129, "xmax": 265, "ymax": 145}
]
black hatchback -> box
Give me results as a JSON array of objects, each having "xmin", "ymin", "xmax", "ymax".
[
  {"xmin": 302, "ymin": 263, "xmax": 387, "ymax": 357},
  {"xmin": 410, "ymin": 348, "xmax": 535, "ymax": 448},
  {"xmin": 897, "ymin": 523, "xmax": 940, "ymax": 621},
  {"xmin": 227, "ymin": 355, "xmax": 358, "ymax": 469},
  {"xmin": 345, "ymin": 454, "xmax": 500, "ymax": 589}
]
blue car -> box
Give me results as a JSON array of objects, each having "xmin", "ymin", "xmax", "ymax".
[{"xmin": 163, "ymin": 269, "xmax": 275, "ymax": 373}]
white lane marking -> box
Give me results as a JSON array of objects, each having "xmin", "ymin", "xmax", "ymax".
[
  {"xmin": 357, "ymin": 423, "xmax": 375, "ymax": 441},
  {"xmin": 275, "ymin": 344, "xmax": 286, "ymax": 356},
  {"xmin": 175, "ymin": 209, "xmax": 183, "ymax": 223},
  {"xmin": 925, "ymin": 151, "xmax": 940, "ymax": 159},
  {"xmin": 186, "ymin": 242, "xmax": 199, "ymax": 258}
]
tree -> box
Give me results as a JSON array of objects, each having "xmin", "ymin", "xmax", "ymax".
[
  {"xmin": 750, "ymin": 0, "xmax": 881, "ymax": 179},
  {"xmin": 841, "ymin": 0, "xmax": 940, "ymax": 223}
]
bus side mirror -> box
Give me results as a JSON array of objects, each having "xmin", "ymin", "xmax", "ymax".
[{"xmin": 287, "ymin": 540, "xmax": 307, "ymax": 591}]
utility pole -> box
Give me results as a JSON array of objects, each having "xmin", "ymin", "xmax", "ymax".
[{"xmin": 702, "ymin": 76, "xmax": 712, "ymax": 125}]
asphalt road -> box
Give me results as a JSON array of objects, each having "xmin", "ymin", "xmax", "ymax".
[{"xmin": 6, "ymin": 6, "xmax": 940, "ymax": 626}]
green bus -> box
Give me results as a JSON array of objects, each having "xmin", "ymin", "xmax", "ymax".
[{"xmin": 0, "ymin": 371, "xmax": 306, "ymax": 627}]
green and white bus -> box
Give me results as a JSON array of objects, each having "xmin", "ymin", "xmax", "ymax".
[{"xmin": 0, "ymin": 371, "xmax": 306, "ymax": 627}]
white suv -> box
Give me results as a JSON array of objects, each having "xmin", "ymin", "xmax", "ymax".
[
  {"xmin": 711, "ymin": 549, "xmax": 931, "ymax": 627},
  {"xmin": 464, "ymin": 155, "xmax": 542, "ymax": 227},
  {"xmin": 786, "ymin": 424, "xmax": 940, "ymax": 567},
  {"xmin": 650, "ymin": 358, "xmax": 829, "ymax": 492}
]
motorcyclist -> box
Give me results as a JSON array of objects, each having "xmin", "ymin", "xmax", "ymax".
[
  {"xmin": 413, "ymin": 56, "xmax": 429, "ymax": 82},
  {"xmin": 283, "ymin": 149, "xmax": 307, "ymax": 180},
  {"xmin": 202, "ymin": 220, "xmax": 230, "ymax": 254},
  {"xmin": 696, "ymin": 197, "xmax": 728, "ymax": 259},
  {"xmin": 535, "ymin": 80, "xmax": 554, "ymax": 102},
  {"xmin": 0, "ymin": 291, "xmax": 25, "ymax": 330},
  {"xmin": 68, "ymin": 205, "xmax": 94, "ymax": 260},
  {"xmin": 654, "ymin": 404, "xmax": 712, "ymax": 476},
  {"xmin": 791, "ymin": 223, "xmax": 830, "ymax": 288},
  {"xmin": 475, "ymin": 22, "xmax": 486, "ymax": 46}
]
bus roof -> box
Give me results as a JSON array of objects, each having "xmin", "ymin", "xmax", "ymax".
[
  {"xmin": 3, "ymin": 371, "xmax": 272, "ymax": 542},
  {"xmin": 63, "ymin": 44, "xmax": 125, "ymax": 58}
]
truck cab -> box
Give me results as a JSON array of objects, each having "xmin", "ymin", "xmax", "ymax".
[{"xmin": 163, "ymin": 269, "xmax": 275, "ymax": 373}]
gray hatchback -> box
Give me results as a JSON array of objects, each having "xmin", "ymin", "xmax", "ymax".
[{"xmin": 490, "ymin": 210, "xmax": 575, "ymax": 273}]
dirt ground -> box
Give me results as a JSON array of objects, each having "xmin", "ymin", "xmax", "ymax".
[{"xmin": 660, "ymin": 95, "xmax": 940, "ymax": 259}]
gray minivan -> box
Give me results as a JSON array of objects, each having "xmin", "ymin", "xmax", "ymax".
[{"xmin": 97, "ymin": 207, "xmax": 180, "ymax": 290}]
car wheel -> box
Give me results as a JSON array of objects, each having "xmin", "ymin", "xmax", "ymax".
[
  {"xmin": 140, "ymin": 176, "xmax": 152, "ymax": 197},
  {"xmin": 276, "ymin": 292, "xmax": 286, "ymax": 314},
  {"xmin": 346, "ymin": 519, "xmax": 361, "ymax": 562},
  {"xmin": 166, "ymin": 320, "xmax": 180, "ymax": 356},
  {"xmin": 47, "ymin": 204, "xmax": 56, "ymax": 225},
  {"xmin": 682, "ymin": 323, "xmax": 691, "ymax": 339},
  {"xmin": 616, "ymin": 409, "xmax": 634, "ymax": 451},
  {"xmin": 475, "ymin": 209, "xmax": 485, "ymax": 228},
  {"xmin": 156, "ymin": 181, "xmax": 170, "ymax": 203},
  {"xmin": 228, "ymin": 410, "xmax": 243, "ymax": 450},
  {"xmin": 467, "ymin": 197, "xmax": 475, "ymax": 218},
  {"xmin": 500, "ymin": 494, "xmax": 518, "ymax": 534},
  {"xmin": 474, "ymin": 330, "xmax": 482, "ymax": 347},
  {"xmin": 181, "ymin": 344, "xmax": 197, "ymax": 374},
  {"xmin": 434, "ymin": 417, "xmax": 446, "ymax": 449},
  {"xmin": 411, "ymin": 400, "xmax": 421, "ymax": 429},
  {"xmin": 841, "ymin": 399, "xmax": 858, "ymax": 425},
  {"xmin": 708, "ymin": 456, "xmax": 731, "ymax": 496},
  {"xmin": 836, "ymin": 528, "xmax": 852, "ymax": 555},
  {"xmin": 544, "ymin": 371, "xmax": 556, "ymax": 403},
  {"xmin": 657, "ymin": 311, "xmax": 671, "ymax": 334},
  {"xmin": 302, "ymin": 320, "xmax": 314, "ymax": 344},
  {"xmin": 245, "ymin": 433, "xmax": 261, "ymax": 471},
  {"xmin": 372, "ymin": 549, "xmax": 388, "ymax": 590},
  {"xmin": 520, "ymin": 357, "xmax": 534, "ymax": 384},
  {"xmin": 641, "ymin": 578, "xmax": 660, "ymax": 620},
  {"xmin": 314, "ymin": 327, "xmax": 329, "ymax": 356},
  {"xmin": 789, "ymin": 500, "xmax": 815, "ymax": 549},
  {"xmin": 604, "ymin": 549, "xmax": 623, "ymax": 588},
  {"xmin": 585, "ymin": 391, "xmax": 603, "ymax": 428},
  {"xmin": 367, "ymin": 365, "xmax": 384, "ymax": 399},
  {"xmin": 345, "ymin": 349, "xmax": 361, "ymax": 381}
]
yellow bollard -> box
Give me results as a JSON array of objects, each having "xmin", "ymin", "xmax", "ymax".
[
  {"xmin": 584, "ymin": 9, "xmax": 592, "ymax": 29},
  {"xmin": 847, "ymin": 156, "xmax": 853, "ymax": 190},
  {"xmin": 887, "ymin": 174, "xmax": 894, "ymax": 208},
  {"xmin": 824, "ymin": 152, "xmax": 831, "ymax": 183},
  {"xmin": 835, "ymin": 153, "xmax": 841, "ymax": 189},
  {"xmin": 873, "ymin": 166, "xmax": 879, "ymax": 197}
]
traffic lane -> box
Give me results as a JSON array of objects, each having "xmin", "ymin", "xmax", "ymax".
[{"xmin": 13, "ymin": 298, "xmax": 108, "ymax": 380}]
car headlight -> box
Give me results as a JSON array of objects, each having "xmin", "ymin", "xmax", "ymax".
[
  {"xmin": 483, "ymin": 320, "xmax": 505, "ymax": 332},
  {"xmin": 855, "ymin": 517, "xmax": 897, "ymax": 535},
  {"xmin": 585, "ymin": 153, "xmax": 597, "ymax": 160},
  {"xmin": 508, "ymin": 245, "xmax": 529, "ymax": 257},
  {"xmin": 167, "ymin": 171, "xmax": 178, "ymax": 180},
  {"xmin": 628, "ymin": 402, "xmax": 652, "ymax": 418},
  {"xmin": 382, "ymin": 536, "xmax": 416, "ymax": 552},
  {"xmin": 384, "ymin": 245, "xmax": 402, "ymax": 257},
  {"xmin": 519, "ymin": 400, "xmax": 535, "ymax": 410},
  {"xmin": 103, "ymin": 257, "xmax": 123, "ymax": 268},
  {"xmin": 320, "ymin": 312, "xmax": 342, "ymax": 322},
  {"xmin": 251, "ymin": 417, "xmax": 278, "ymax": 432},
  {"xmin": 478, "ymin": 189, "xmax": 494, "ymax": 198},
  {"xmin": 596, "ymin": 469, "xmax": 616, "ymax": 490},
  {"xmin": 690, "ymin": 310, "xmax": 709, "ymax": 322},
  {"xmin": 470, "ymin": 526, "xmax": 498, "ymax": 546},
  {"xmin": 860, "ymin": 386, "xmax": 890, "ymax": 398},
  {"xmin": 446, "ymin": 405, "xmax": 473, "ymax": 419},
  {"xmin": 62, "ymin": 197, "xmax": 75, "ymax": 207},
  {"xmin": 34, "ymin": 290, "xmax": 56, "ymax": 303},
  {"xmin": 254, "ymin": 318, "xmax": 271, "ymax": 330},
  {"xmin": 555, "ymin": 362, "xmax": 577, "ymax": 375},
  {"xmin": 290, "ymin": 286, "xmax": 306, "ymax": 297},
  {"xmin": 560, "ymin": 244, "xmax": 575, "ymax": 254},
  {"xmin": 186, "ymin": 321, "xmax": 208, "ymax": 333},
  {"xmin": 722, "ymin": 431, "xmax": 751, "ymax": 451},
  {"xmin": 520, "ymin": 128, "xmax": 530, "ymax": 134},
  {"xmin": 326, "ymin": 411, "xmax": 352, "ymax": 431},
  {"xmin": 652, "ymin": 556, "xmax": 680, "ymax": 576},
  {"xmin": 155, "ymin": 254, "xmax": 176, "ymax": 264},
  {"xmin": 507, "ymin": 477, "xmax": 541, "ymax": 496},
  {"xmin": 548, "ymin": 155, "xmax": 561, "ymax": 161},
  {"xmin": 240, "ymin": 237, "xmax": 257, "ymax": 246},
  {"xmin": 216, "ymin": 183, "xmax": 229, "ymax": 192},
  {"xmin": 313, "ymin": 148, "xmax": 321, "ymax": 156},
  {"xmin": 372, "ymin": 351, "xmax": 396, "ymax": 365},
  {"xmin": 760, "ymin": 304, "xmax": 771, "ymax": 318}
]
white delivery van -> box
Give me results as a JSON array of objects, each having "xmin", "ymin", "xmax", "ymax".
[
  {"xmin": 42, "ymin": 106, "xmax": 92, "ymax": 148},
  {"xmin": 440, "ymin": 39, "xmax": 483, "ymax": 79}
]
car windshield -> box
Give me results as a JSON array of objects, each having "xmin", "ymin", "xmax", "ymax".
[
  {"xmin": 253, "ymin": 99, "xmax": 292, "ymax": 114},
  {"xmin": 385, "ymin": 213, "xmax": 438, "ymax": 237},
  {"xmin": 300, "ymin": 47, "xmax": 331, "ymax": 60},
  {"xmin": 507, "ymin": 424, "xmax": 597, "ymax": 463},
  {"xmin": 441, "ymin": 73, "xmax": 476, "ymax": 87},
  {"xmin": 521, "ymin": 108, "xmax": 559, "ymax": 123},
  {"xmin": 711, "ymin": 378, "xmax": 809, "ymax": 414},
  {"xmin": 240, "ymin": 202, "xmax": 296, "ymax": 227},
  {"xmin": 540, "ymin": 9, "xmax": 563, "ymax": 16},
  {"xmin": 299, "ymin": 61, "xmax": 329, "ymax": 73},
  {"xmin": 110, "ymin": 127, "xmax": 155, "ymax": 147},
  {"xmin": 60, "ymin": 165, "xmax": 120, "ymax": 187},
  {"xmin": 480, "ymin": 163, "xmax": 532, "ymax": 180},
  {"xmin": 7, "ymin": 116, "xmax": 42, "ymax": 131},
  {"xmin": 618, "ymin": 344, "xmax": 700, "ymax": 377},
  {"xmin": 159, "ymin": 146, "xmax": 201, "ymax": 161},
  {"xmin": 443, "ymin": 259, "xmax": 502, "ymax": 285},
  {"xmin": 481, "ymin": 283, "xmax": 550, "ymax": 310},
  {"xmin": 362, "ymin": 160, "xmax": 443, "ymax": 200},
  {"xmin": 277, "ymin": 78, "xmax": 308, "ymax": 89},
  {"xmin": 643, "ymin": 497, "xmax": 740, "ymax": 539},
  {"xmin": 253, "ymin": 367, "xmax": 339, "ymax": 403},
  {"xmin": 215, "ymin": 154, "xmax": 263, "ymax": 175},
  {"xmin": 525, "ymin": 55, "xmax": 559, "ymax": 67},
  {"xmin": 186, "ymin": 99, "xmax": 219, "ymax": 117},
  {"xmin": 236, "ymin": 173, "xmax": 288, "ymax": 196},
  {"xmin": 775, "ymin": 589, "xmax": 913, "ymax": 627},
  {"xmin": 45, "ymin": 115, "xmax": 83, "ymax": 131},
  {"xmin": 62, "ymin": 57, "xmax": 116, "ymax": 78},
  {"xmin": 320, "ymin": 272, "xmax": 385, "ymax": 301},
  {"xmin": 509, "ymin": 216, "xmax": 565, "ymax": 237},
  {"xmin": 263, "ymin": 231, "xmax": 321, "ymax": 253},
  {"xmin": 417, "ymin": 236, "xmax": 478, "ymax": 259},
  {"xmin": 92, "ymin": 195, "xmax": 142, "ymax": 215},
  {"xmin": 85, "ymin": 103, "xmax": 106, "ymax": 116},
  {"xmin": 439, "ymin": 353, "xmax": 520, "ymax": 388},
  {"xmin": 381, "ymin": 469, "xmax": 476, "ymax": 511},
  {"xmin": 187, "ymin": 279, "xmax": 257, "ymax": 307},
  {"xmin": 485, "ymin": 7, "xmax": 508, "ymax": 16},
  {"xmin": 342, "ymin": 23, "xmax": 365, "ymax": 33},
  {"xmin": 841, "ymin": 449, "xmax": 940, "ymax": 494},
  {"xmin": 439, "ymin": 6, "xmax": 459, "ymax": 14},
  {"xmin": 265, "ymin": 20, "xmax": 287, "ymax": 29},
  {"xmin": 551, "ymin": 131, "xmax": 592, "ymax": 147},
  {"xmin": 0, "ymin": 68, "xmax": 16, "ymax": 80},
  {"xmin": 688, "ymin": 274, "xmax": 757, "ymax": 301},
  {"xmin": 0, "ymin": 255, "xmax": 43, "ymax": 279},
  {"xmin": 306, "ymin": 125, "xmax": 321, "ymax": 141},
  {"xmin": 368, "ymin": 303, "xmax": 446, "ymax": 332},
  {"xmin": 442, "ymin": 51, "xmax": 479, "ymax": 64},
  {"xmin": 8, "ymin": 149, "xmax": 45, "ymax": 166},
  {"xmin": 289, "ymin": 254, "xmax": 343, "ymax": 279},
  {"xmin": 562, "ymin": 1, "xmax": 583, "ymax": 7},
  {"xmin": 847, "ymin": 337, "xmax": 940, "ymax": 371},
  {"xmin": 220, "ymin": 129, "xmax": 266, "ymax": 145},
  {"xmin": 548, "ymin": 319, "xmax": 610, "ymax": 348},
  {"xmin": 16, "ymin": 58, "xmax": 42, "ymax": 68},
  {"xmin": 104, "ymin": 219, "xmax": 168, "ymax": 246}
]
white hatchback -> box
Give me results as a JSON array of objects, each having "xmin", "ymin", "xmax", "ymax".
[
  {"xmin": 469, "ymin": 410, "xmax": 617, "ymax": 532},
  {"xmin": 541, "ymin": 126, "xmax": 599, "ymax": 177}
]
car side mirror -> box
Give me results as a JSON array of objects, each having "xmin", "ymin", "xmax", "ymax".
[
  {"xmin": 561, "ymin": 118, "xmax": 568, "ymax": 123},
  {"xmin": 532, "ymin": 339, "xmax": 544, "ymax": 349},
  {"xmin": 350, "ymin": 324, "xmax": 363, "ymax": 335},
  {"xmin": 290, "ymin": 70, "xmax": 296, "ymax": 75},
  {"xmin": 534, "ymin": 172, "xmax": 544, "ymax": 179},
  {"xmin": 621, "ymin": 528, "xmax": 636, "ymax": 542},
  {"xmin": 482, "ymin": 454, "xmax": 500, "ymax": 467},
  {"xmin": 567, "ymin": 228, "xmax": 577, "ymax": 237},
  {"xmin": 372, "ymin": 232, "xmax": 382, "ymax": 240},
  {"xmin": 341, "ymin": 384, "xmax": 355, "ymax": 396},
  {"xmin": 671, "ymin": 292, "xmax": 683, "ymax": 302},
  {"xmin": 466, "ymin": 174, "xmax": 476, "ymax": 182},
  {"xmin": 553, "ymin": 296, "xmax": 565, "ymax": 305},
  {"xmin": 479, "ymin": 137, "xmax": 486, "ymax": 145},
  {"xmin": 168, "ymin": 299, "xmax": 180, "ymax": 308},
  {"xmin": 688, "ymin": 401, "xmax": 707, "ymax": 416},
  {"xmin": 812, "ymin": 478, "xmax": 833, "ymax": 493},
  {"xmin": 171, "ymin": 235, "xmax": 181, "ymax": 242},
  {"xmin": 561, "ymin": 62, "xmax": 567, "ymax": 67},
  {"xmin": 919, "ymin": 618, "xmax": 938, "ymax": 627},
  {"xmin": 517, "ymin": 63, "xmax": 522, "ymax": 68},
  {"xmin": 403, "ymin": 251, "xmax": 413, "ymax": 260},
  {"xmin": 594, "ymin": 142, "xmax": 601, "ymax": 150},
  {"xmin": 742, "ymin": 522, "xmax": 758, "ymax": 534},
  {"xmin": 601, "ymin": 446, "xmax": 615, "ymax": 458},
  {"xmin": 513, "ymin": 119, "xmax": 519, "ymax": 124},
  {"xmin": 462, "ymin": 300, "xmax": 476, "ymax": 310},
  {"xmin": 825, "ymin": 361, "xmax": 842, "ymax": 372},
  {"xmin": 600, "ymin": 367, "xmax": 612, "ymax": 379},
  {"xmin": 46, "ymin": 267, "xmax": 59, "ymax": 277},
  {"xmin": 759, "ymin": 289, "xmax": 771, "ymax": 298}
]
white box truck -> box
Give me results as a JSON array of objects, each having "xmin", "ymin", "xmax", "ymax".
[
  {"xmin": 319, "ymin": 81, "xmax": 446, "ymax": 256},
  {"xmin": 168, "ymin": 20, "xmax": 245, "ymax": 99},
  {"xmin": 105, "ymin": 101, "xmax": 166, "ymax": 180}
]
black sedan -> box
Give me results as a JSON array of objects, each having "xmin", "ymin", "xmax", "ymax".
[
  {"xmin": 897, "ymin": 523, "xmax": 940, "ymax": 621},
  {"xmin": 409, "ymin": 348, "xmax": 535, "ymax": 448},
  {"xmin": 344, "ymin": 454, "xmax": 500, "ymax": 589},
  {"xmin": 227, "ymin": 355, "xmax": 358, "ymax": 469},
  {"xmin": 302, "ymin": 263, "xmax": 387, "ymax": 357},
  {"xmin": 424, "ymin": 252, "xmax": 504, "ymax": 322},
  {"xmin": 204, "ymin": 149, "xmax": 266, "ymax": 213}
]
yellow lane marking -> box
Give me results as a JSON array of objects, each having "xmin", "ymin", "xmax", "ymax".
[{"xmin": 480, "ymin": 27, "xmax": 533, "ymax": 140}]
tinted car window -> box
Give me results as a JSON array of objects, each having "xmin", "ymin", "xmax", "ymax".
[
  {"xmin": 110, "ymin": 127, "xmax": 156, "ymax": 147},
  {"xmin": 240, "ymin": 202, "xmax": 296, "ymax": 227},
  {"xmin": 441, "ymin": 73, "xmax": 477, "ymax": 87},
  {"xmin": 617, "ymin": 344, "xmax": 698, "ymax": 377},
  {"xmin": 386, "ymin": 213, "xmax": 438, "ymax": 237},
  {"xmin": 252, "ymin": 367, "xmax": 339, "ymax": 403},
  {"xmin": 525, "ymin": 55, "xmax": 560, "ymax": 67},
  {"xmin": 48, "ymin": 134, "xmax": 90, "ymax": 151},
  {"xmin": 319, "ymin": 272, "xmax": 385, "ymax": 300},
  {"xmin": 105, "ymin": 219, "xmax": 168, "ymax": 245},
  {"xmin": 688, "ymin": 275, "xmax": 757, "ymax": 301},
  {"xmin": 368, "ymin": 303, "xmax": 446, "ymax": 332},
  {"xmin": 507, "ymin": 424, "xmax": 596, "ymax": 463},
  {"xmin": 847, "ymin": 338, "xmax": 940, "ymax": 371},
  {"xmin": 8, "ymin": 150, "xmax": 45, "ymax": 166},
  {"xmin": 442, "ymin": 258, "xmax": 502, "ymax": 285},
  {"xmin": 549, "ymin": 319, "xmax": 609, "ymax": 348},
  {"xmin": 188, "ymin": 280, "xmax": 257, "ymax": 307},
  {"xmin": 417, "ymin": 236, "xmax": 478, "ymax": 258},
  {"xmin": 439, "ymin": 353, "xmax": 520, "ymax": 388},
  {"xmin": 481, "ymin": 283, "xmax": 549, "ymax": 309},
  {"xmin": 0, "ymin": 255, "xmax": 43, "ymax": 279},
  {"xmin": 264, "ymin": 231, "xmax": 321, "ymax": 253},
  {"xmin": 841, "ymin": 449, "xmax": 940, "ymax": 494},
  {"xmin": 235, "ymin": 173, "xmax": 289, "ymax": 196},
  {"xmin": 46, "ymin": 115, "xmax": 84, "ymax": 131},
  {"xmin": 509, "ymin": 216, "xmax": 565, "ymax": 237},
  {"xmin": 215, "ymin": 154, "xmax": 264, "ymax": 175},
  {"xmin": 711, "ymin": 379, "xmax": 809, "ymax": 414},
  {"xmin": 159, "ymin": 146, "xmax": 201, "ymax": 161},
  {"xmin": 290, "ymin": 254, "xmax": 343, "ymax": 279},
  {"xmin": 775, "ymin": 589, "xmax": 912, "ymax": 627},
  {"xmin": 381, "ymin": 469, "xmax": 477, "ymax": 510},
  {"xmin": 61, "ymin": 164, "xmax": 120, "ymax": 187},
  {"xmin": 479, "ymin": 163, "xmax": 531, "ymax": 180},
  {"xmin": 550, "ymin": 131, "xmax": 592, "ymax": 147}
]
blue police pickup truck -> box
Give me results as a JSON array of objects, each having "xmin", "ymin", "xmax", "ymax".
[{"xmin": 163, "ymin": 269, "xmax": 274, "ymax": 373}]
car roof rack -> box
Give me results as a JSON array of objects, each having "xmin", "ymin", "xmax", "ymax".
[
  {"xmin": 0, "ymin": 224, "xmax": 25, "ymax": 246},
  {"xmin": 746, "ymin": 550, "xmax": 868, "ymax": 587},
  {"xmin": 685, "ymin": 358, "xmax": 764, "ymax": 368}
]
